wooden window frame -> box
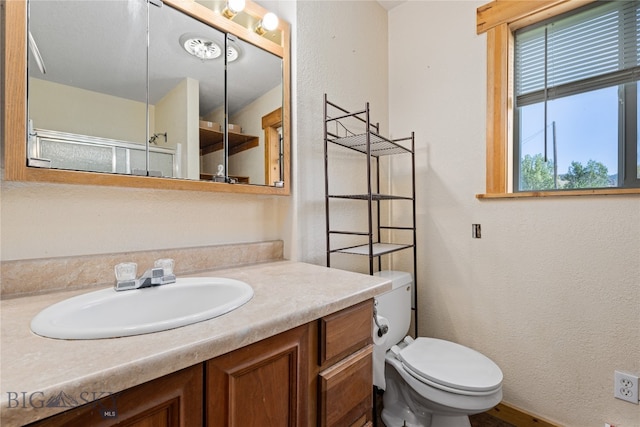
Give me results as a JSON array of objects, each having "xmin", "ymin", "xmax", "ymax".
[{"xmin": 476, "ymin": 0, "xmax": 640, "ymax": 199}]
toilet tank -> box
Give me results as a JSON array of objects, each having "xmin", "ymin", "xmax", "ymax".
[{"xmin": 373, "ymin": 271, "xmax": 412, "ymax": 350}]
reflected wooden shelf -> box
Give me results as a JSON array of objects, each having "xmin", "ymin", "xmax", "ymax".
[{"xmin": 199, "ymin": 127, "xmax": 259, "ymax": 156}]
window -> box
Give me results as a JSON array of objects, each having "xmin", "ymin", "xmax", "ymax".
[
  {"xmin": 514, "ymin": 1, "xmax": 640, "ymax": 191},
  {"xmin": 476, "ymin": 0, "xmax": 640, "ymax": 197}
]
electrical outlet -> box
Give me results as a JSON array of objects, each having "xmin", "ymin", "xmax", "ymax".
[
  {"xmin": 614, "ymin": 371, "xmax": 639, "ymax": 404},
  {"xmin": 472, "ymin": 224, "xmax": 481, "ymax": 239}
]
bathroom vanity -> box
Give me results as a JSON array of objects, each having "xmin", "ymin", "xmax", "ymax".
[{"xmin": 0, "ymin": 260, "xmax": 390, "ymax": 426}]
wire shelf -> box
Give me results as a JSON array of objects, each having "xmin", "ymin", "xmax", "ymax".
[
  {"xmin": 328, "ymin": 193, "xmax": 413, "ymax": 201},
  {"xmin": 323, "ymin": 94, "xmax": 418, "ymax": 336},
  {"xmin": 332, "ymin": 243, "xmax": 414, "ymax": 256},
  {"xmin": 327, "ymin": 132, "xmax": 412, "ymax": 157}
]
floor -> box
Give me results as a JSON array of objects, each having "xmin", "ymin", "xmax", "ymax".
[
  {"xmin": 374, "ymin": 391, "xmax": 516, "ymax": 427},
  {"xmin": 376, "ymin": 411, "xmax": 514, "ymax": 427},
  {"xmin": 469, "ymin": 412, "xmax": 516, "ymax": 427}
]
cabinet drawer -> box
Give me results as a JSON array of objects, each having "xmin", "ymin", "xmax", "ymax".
[
  {"xmin": 318, "ymin": 345, "xmax": 373, "ymax": 427},
  {"xmin": 319, "ymin": 299, "xmax": 373, "ymax": 366}
]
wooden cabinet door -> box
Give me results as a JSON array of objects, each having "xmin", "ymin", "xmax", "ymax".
[
  {"xmin": 318, "ymin": 345, "xmax": 373, "ymax": 427},
  {"xmin": 28, "ymin": 365, "xmax": 203, "ymax": 427},
  {"xmin": 206, "ymin": 324, "xmax": 309, "ymax": 427}
]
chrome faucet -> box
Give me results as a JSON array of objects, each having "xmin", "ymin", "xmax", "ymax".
[{"xmin": 114, "ymin": 259, "xmax": 176, "ymax": 291}]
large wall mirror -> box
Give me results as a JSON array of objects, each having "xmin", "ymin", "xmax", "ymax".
[{"xmin": 3, "ymin": 0, "xmax": 290, "ymax": 195}]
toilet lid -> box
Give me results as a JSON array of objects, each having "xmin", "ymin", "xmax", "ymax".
[{"xmin": 396, "ymin": 338, "xmax": 503, "ymax": 393}]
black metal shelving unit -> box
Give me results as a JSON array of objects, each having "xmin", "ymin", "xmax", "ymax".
[{"xmin": 323, "ymin": 94, "xmax": 418, "ymax": 336}]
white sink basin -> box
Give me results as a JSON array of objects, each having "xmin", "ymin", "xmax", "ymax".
[{"xmin": 30, "ymin": 277, "xmax": 253, "ymax": 339}]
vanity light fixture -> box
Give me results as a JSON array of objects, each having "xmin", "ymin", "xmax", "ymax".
[
  {"xmin": 221, "ymin": 0, "xmax": 245, "ymax": 19},
  {"xmin": 180, "ymin": 34, "xmax": 221, "ymax": 60},
  {"xmin": 254, "ymin": 12, "xmax": 279, "ymax": 36}
]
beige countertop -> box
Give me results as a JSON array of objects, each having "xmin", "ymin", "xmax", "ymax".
[{"xmin": 1, "ymin": 260, "xmax": 391, "ymax": 426}]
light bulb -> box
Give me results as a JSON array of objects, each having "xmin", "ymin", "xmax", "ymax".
[
  {"xmin": 228, "ymin": 0, "xmax": 245, "ymax": 13},
  {"xmin": 255, "ymin": 12, "xmax": 279, "ymax": 35},
  {"xmin": 261, "ymin": 13, "xmax": 279, "ymax": 31},
  {"xmin": 222, "ymin": 0, "xmax": 245, "ymax": 18}
]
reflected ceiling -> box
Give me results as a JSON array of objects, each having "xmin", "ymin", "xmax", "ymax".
[{"xmin": 28, "ymin": 0, "xmax": 281, "ymax": 116}]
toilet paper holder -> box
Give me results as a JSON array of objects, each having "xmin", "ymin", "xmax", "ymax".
[{"xmin": 373, "ymin": 305, "xmax": 389, "ymax": 337}]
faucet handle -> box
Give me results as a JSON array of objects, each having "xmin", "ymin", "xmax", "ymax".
[
  {"xmin": 154, "ymin": 258, "xmax": 176, "ymax": 285},
  {"xmin": 115, "ymin": 262, "xmax": 137, "ymax": 280},
  {"xmin": 114, "ymin": 262, "xmax": 138, "ymax": 291},
  {"xmin": 154, "ymin": 258, "xmax": 174, "ymax": 275}
]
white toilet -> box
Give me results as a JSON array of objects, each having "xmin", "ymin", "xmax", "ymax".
[{"xmin": 373, "ymin": 271, "xmax": 503, "ymax": 427}]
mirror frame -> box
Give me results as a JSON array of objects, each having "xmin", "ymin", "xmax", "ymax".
[{"xmin": 3, "ymin": 0, "xmax": 291, "ymax": 195}]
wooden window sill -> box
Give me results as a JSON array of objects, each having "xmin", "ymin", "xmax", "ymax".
[{"xmin": 476, "ymin": 188, "xmax": 640, "ymax": 199}]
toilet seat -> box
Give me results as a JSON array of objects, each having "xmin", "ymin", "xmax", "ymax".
[{"xmin": 394, "ymin": 337, "xmax": 503, "ymax": 396}]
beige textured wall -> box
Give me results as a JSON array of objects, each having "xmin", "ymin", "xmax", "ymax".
[
  {"xmin": 229, "ymin": 84, "xmax": 283, "ymax": 184},
  {"xmin": 388, "ymin": 2, "xmax": 640, "ymax": 426},
  {"xmin": 154, "ymin": 77, "xmax": 200, "ymax": 179},
  {"xmin": 0, "ymin": 182, "xmax": 290, "ymax": 261},
  {"xmin": 28, "ymin": 78, "xmax": 151, "ymax": 144},
  {"xmin": 292, "ymin": 0, "xmax": 390, "ymax": 270}
]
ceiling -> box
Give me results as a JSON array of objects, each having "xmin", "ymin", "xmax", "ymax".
[{"xmin": 377, "ymin": 1, "xmax": 407, "ymax": 11}]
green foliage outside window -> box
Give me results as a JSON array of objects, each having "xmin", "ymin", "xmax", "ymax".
[{"xmin": 520, "ymin": 154, "xmax": 614, "ymax": 191}]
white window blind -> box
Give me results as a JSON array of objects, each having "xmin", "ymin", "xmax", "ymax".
[{"xmin": 515, "ymin": 1, "xmax": 640, "ymax": 106}]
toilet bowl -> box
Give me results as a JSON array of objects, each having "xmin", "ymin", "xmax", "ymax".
[{"xmin": 373, "ymin": 271, "xmax": 503, "ymax": 427}]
